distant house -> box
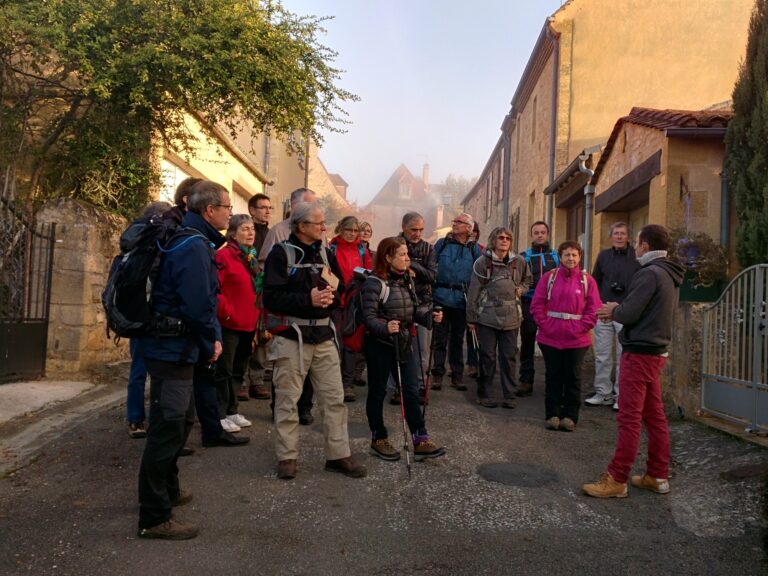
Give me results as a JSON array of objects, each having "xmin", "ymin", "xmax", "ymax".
[{"xmin": 364, "ymin": 164, "xmax": 446, "ymax": 245}]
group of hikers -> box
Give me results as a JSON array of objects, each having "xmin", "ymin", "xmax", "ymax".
[{"xmin": 119, "ymin": 178, "xmax": 684, "ymax": 540}]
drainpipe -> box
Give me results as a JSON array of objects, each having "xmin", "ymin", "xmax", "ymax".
[
  {"xmin": 578, "ymin": 154, "xmax": 595, "ymax": 271},
  {"xmin": 720, "ymin": 162, "xmax": 729, "ymax": 249},
  {"xmin": 502, "ymin": 129, "xmax": 511, "ymax": 227},
  {"xmin": 263, "ymin": 133, "xmax": 271, "ymax": 192},
  {"xmin": 545, "ymin": 22, "xmax": 559, "ymax": 229}
]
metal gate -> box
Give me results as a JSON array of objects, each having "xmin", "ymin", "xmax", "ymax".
[
  {"xmin": 701, "ymin": 264, "xmax": 768, "ymax": 432},
  {"xmin": 0, "ymin": 202, "xmax": 56, "ymax": 384}
]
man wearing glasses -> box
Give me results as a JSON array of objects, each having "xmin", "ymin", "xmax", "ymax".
[
  {"xmin": 431, "ymin": 213, "xmax": 481, "ymax": 391},
  {"xmin": 248, "ymin": 193, "xmax": 272, "ymax": 256}
]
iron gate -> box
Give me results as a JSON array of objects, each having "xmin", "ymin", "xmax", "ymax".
[
  {"xmin": 701, "ymin": 264, "xmax": 768, "ymax": 432},
  {"xmin": 0, "ymin": 202, "xmax": 56, "ymax": 384}
]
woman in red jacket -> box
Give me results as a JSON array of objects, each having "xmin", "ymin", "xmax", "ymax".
[
  {"xmin": 531, "ymin": 241, "xmax": 602, "ymax": 432},
  {"xmin": 330, "ymin": 216, "xmax": 373, "ymax": 401},
  {"xmin": 215, "ymin": 214, "xmax": 259, "ymax": 433}
]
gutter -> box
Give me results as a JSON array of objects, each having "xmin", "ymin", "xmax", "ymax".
[
  {"xmin": 664, "ymin": 127, "xmax": 728, "ymax": 138},
  {"xmin": 545, "ymin": 21, "xmax": 559, "ymax": 228}
]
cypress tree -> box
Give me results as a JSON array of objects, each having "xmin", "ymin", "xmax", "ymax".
[{"xmin": 725, "ymin": 0, "xmax": 768, "ymax": 267}]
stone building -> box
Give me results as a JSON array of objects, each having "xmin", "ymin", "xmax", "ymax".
[{"xmin": 462, "ymin": 0, "xmax": 753, "ymax": 258}]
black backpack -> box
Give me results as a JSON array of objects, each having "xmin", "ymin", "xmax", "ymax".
[
  {"xmin": 102, "ymin": 214, "xmax": 198, "ymax": 339},
  {"xmin": 340, "ymin": 269, "xmax": 389, "ymax": 338}
]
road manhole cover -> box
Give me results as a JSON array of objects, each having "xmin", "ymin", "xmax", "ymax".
[{"xmin": 477, "ymin": 462, "xmax": 560, "ymax": 487}]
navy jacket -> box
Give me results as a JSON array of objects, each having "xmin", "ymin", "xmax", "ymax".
[
  {"xmin": 141, "ymin": 211, "xmax": 225, "ymax": 364},
  {"xmin": 433, "ymin": 234, "xmax": 481, "ymax": 308}
]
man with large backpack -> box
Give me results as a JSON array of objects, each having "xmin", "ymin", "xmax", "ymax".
[
  {"xmin": 136, "ymin": 180, "xmax": 234, "ymax": 540},
  {"xmin": 431, "ymin": 213, "xmax": 481, "ymax": 391},
  {"xmin": 518, "ymin": 221, "xmax": 559, "ymax": 397},
  {"xmin": 262, "ymin": 202, "xmax": 366, "ymax": 481}
]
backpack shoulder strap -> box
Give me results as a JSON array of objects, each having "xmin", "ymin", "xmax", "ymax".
[
  {"xmin": 582, "ymin": 270, "xmax": 588, "ymax": 300},
  {"xmin": 279, "ymin": 241, "xmax": 297, "ymax": 274},
  {"xmin": 546, "ymin": 268, "xmax": 558, "ymax": 302},
  {"xmin": 375, "ymin": 276, "xmax": 390, "ymax": 304},
  {"xmin": 523, "ymin": 248, "xmax": 532, "ymax": 266},
  {"xmin": 551, "ymin": 250, "xmax": 560, "ymax": 266}
]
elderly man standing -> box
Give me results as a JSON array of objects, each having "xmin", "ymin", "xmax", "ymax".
[
  {"xmin": 262, "ymin": 202, "xmax": 366, "ymax": 481},
  {"xmin": 431, "ymin": 213, "xmax": 481, "ymax": 391},
  {"xmin": 259, "ymin": 187, "xmax": 317, "ymax": 424},
  {"xmin": 582, "ymin": 225, "xmax": 684, "ymax": 498},
  {"xmin": 586, "ymin": 222, "xmax": 640, "ymax": 410}
]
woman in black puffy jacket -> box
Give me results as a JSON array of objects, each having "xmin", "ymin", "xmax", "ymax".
[{"xmin": 361, "ymin": 236, "xmax": 446, "ymax": 463}]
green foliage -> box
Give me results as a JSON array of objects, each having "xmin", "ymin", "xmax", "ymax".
[
  {"xmin": 0, "ymin": 0, "xmax": 357, "ymax": 217},
  {"xmin": 725, "ymin": 0, "xmax": 768, "ymax": 267},
  {"xmin": 668, "ymin": 228, "xmax": 728, "ymax": 288}
]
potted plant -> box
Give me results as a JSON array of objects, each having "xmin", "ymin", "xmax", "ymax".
[{"xmin": 668, "ymin": 228, "xmax": 728, "ymax": 302}]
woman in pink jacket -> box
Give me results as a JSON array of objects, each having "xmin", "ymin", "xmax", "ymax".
[{"xmin": 531, "ymin": 240, "xmax": 602, "ymax": 432}]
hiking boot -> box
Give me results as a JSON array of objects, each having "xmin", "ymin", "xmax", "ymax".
[
  {"xmin": 227, "ymin": 413, "xmax": 251, "ymax": 428},
  {"xmin": 343, "ymin": 387, "xmax": 357, "ymax": 402},
  {"xmin": 413, "ymin": 438, "xmax": 447, "ymax": 462},
  {"xmin": 298, "ymin": 408, "xmax": 314, "ymax": 426},
  {"xmin": 203, "ymin": 431, "xmax": 250, "ymax": 448},
  {"xmin": 582, "ymin": 472, "xmax": 628, "ymax": 498},
  {"xmin": 354, "ymin": 377, "xmax": 367, "ymax": 387},
  {"xmin": 128, "ymin": 422, "xmax": 147, "ymax": 439},
  {"xmin": 277, "ymin": 459, "xmax": 297, "ymax": 480},
  {"xmin": 249, "ymin": 383, "xmax": 271, "ymax": 400},
  {"xmin": 451, "ymin": 376, "xmax": 467, "ymax": 391},
  {"xmin": 516, "ymin": 381, "xmax": 533, "ymax": 397},
  {"xmin": 585, "ymin": 393, "xmax": 614, "ymax": 407},
  {"xmin": 501, "ymin": 399, "xmax": 517, "ymax": 409},
  {"xmin": 138, "ymin": 518, "xmax": 198, "ymax": 540},
  {"xmin": 237, "ymin": 384, "xmax": 249, "ymax": 402},
  {"xmin": 389, "ymin": 391, "xmax": 401, "ymax": 405},
  {"xmin": 325, "ymin": 457, "xmax": 367, "ymax": 478},
  {"xmin": 559, "ymin": 417, "xmax": 576, "ymax": 432},
  {"xmin": 476, "ymin": 397, "xmax": 498, "ymax": 408},
  {"xmin": 369, "ymin": 438, "xmax": 401, "ymax": 461},
  {"xmin": 546, "ymin": 416, "xmax": 560, "ymax": 430},
  {"xmin": 631, "ymin": 474, "xmax": 670, "ymax": 495},
  {"xmin": 171, "ymin": 489, "xmax": 193, "ymax": 507},
  {"xmin": 431, "ymin": 374, "xmax": 443, "ymax": 391}
]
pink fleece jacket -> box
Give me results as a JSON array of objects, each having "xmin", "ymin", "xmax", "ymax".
[{"xmin": 530, "ymin": 266, "xmax": 602, "ymax": 350}]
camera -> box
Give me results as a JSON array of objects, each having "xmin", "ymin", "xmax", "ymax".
[
  {"xmin": 610, "ymin": 281, "xmax": 626, "ymax": 294},
  {"xmin": 352, "ymin": 266, "xmax": 373, "ymax": 280}
]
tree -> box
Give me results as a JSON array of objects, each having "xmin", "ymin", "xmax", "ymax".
[
  {"xmin": 0, "ymin": 0, "xmax": 357, "ymax": 217},
  {"xmin": 725, "ymin": 0, "xmax": 768, "ymax": 267}
]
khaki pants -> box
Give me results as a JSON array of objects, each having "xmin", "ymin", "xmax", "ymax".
[{"xmin": 268, "ymin": 336, "xmax": 350, "ymax": 461}]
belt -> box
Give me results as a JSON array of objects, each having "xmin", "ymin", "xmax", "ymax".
[
  {"xmin": 547, "ymin": 311, "xmax": 583, "ymax": 320},
  {"xmin": 436, "ymin": 282, "xmax": 467, "ymax": 291},
  {"xmin": 286, "ymin": 316, "xmax": 336, "ymax": 367}
]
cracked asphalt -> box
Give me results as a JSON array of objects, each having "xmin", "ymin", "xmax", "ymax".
[{"xmin": 0, "ymin": 359, "xmax": 766, "ymax": 576}]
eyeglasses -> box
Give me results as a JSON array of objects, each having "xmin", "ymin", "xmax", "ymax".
[
  {"xmin": 303, "ymin": 220, "xmax": 326, "ymax": 227},
  {"xmin": 214, "ymin": 204, "xmax": 233, "ymax": 211},
  {"xmin": 497, "ymin": 235, "xmax": 511, "ymax": 241},
  {"xmin": 255, "ymin": 205, "xmax": 272, "ymax": 211}
]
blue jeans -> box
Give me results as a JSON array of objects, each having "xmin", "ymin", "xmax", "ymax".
[{"xmin": 127, "ymin": 339, "xmax": 147, "ymax": 423}]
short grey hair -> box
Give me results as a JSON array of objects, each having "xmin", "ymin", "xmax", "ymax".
[
  {"xmin": 290, "ymin": 187, "xmax": 317, "ymax": 208},
  {"xmin": 609, "ymin": 221, "xmax": 629, "ymax": 236},
  {"xmin": 290, "ymin": 202, "xmax": 323, "ymax": 233},
  {"xmin": 402, "ymin": 212, "xmax": 423, "ymax": 228},
  {"xmin": 187, "ymin": 180, "xmax": 227, "ymax": 214},
  {"xmin": 226, "ymin": 214, "xmax": 253, "ymax": 242},
  {"xmin": 142, "ymin": 201, "xmax": 172, "ymax": 217}
]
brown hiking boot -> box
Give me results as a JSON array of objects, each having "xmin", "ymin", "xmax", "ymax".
[
  {"xmin": 249, "ymin": 383, "xmax": 270, "ymax": 400},
  {"xmin": 559, "ymin": 417, "xmax": 576, "ymax": 432},
  {"xmin": 343, "ymin": 387, "xmax": 356, "ymax": 402},
  {"xmin": 430, "ymin": 374, "xmax": 443, "ymax": 391},
  {"xmin": 237, "ymin": 384, "xmax": 249, "ymax": 401},
  {"xmin": 501, "ymin": 398, "xmax": 517, "ymax": 409},
  {"xmin": 370, "ymin": 438, "xmax": 401, "ymax": 461},
  {"xmin": 171, "ymin": 488, "xmax": 193, "ymax": 507},
  {"xmin": 476, "ymin": 397, "xmax": 498, "ymax": 408},
  {"xmin": 138, "ymin": 518, "xmax": 199, "ymax": 540},
  {"xmin": 413, "ymin": 438, "xmax": 447, "ymax": 462},
  {"xmin": 545, "ymin": 416, "xmax": 560, "ymax": 430},
  {"xmin": 582, "ymin": 472, "xmax": 628, "ymax": 498},
  {"xmin": 516, "ymin": 381, "xmax": 533, "ymax": 397},
  {"xmin": 631, "ymin": 474, "xmax": 670, "ymax": 494},
  {"xmin": 451, "ymin": 376, "xmax": 467, "ymax": 391},
  {"xmin": 325, "ymin": 457, "xmax": 367, "ymax": 478},
  {"xmin": 277, "ymin": 459, "xmax": 297, "ymax": 480}
]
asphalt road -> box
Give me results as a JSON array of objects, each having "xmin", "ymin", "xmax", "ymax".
[{"xmin": 0, "ymin": 366, "xmax": 766, "ymax": 576}]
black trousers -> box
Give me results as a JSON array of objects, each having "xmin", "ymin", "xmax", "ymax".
[
  {"xmin": 476, "ymin": 325, "xmax": 519, "ymax": 400},
  {"xmin": 215, "ymin": 327, "xmax": 255, "ymax": 417},
  {"xmin": 539, "ymin": 343, "xmax": 588, "ymax": 422},
  {"xmin": 193, "ymin": 362, "xmax": 225, "ymax": 444},
  {"xmin": 519, "ymin": 300, "xmax": 538, "ymax": 384},
  {"xmin": 431, "ymin": 305, "xmax": 467, "ymax": 379},
  {"xmin": 138, "ymin": 360, "xmax": 195, "ymax": 529}
]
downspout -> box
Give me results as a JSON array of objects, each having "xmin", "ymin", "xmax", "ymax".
[
  {"xmin": 720, "ymin": 161, "xmax": 729, "ymax": 249},
  {"xmin": 263, "ymin": 133, "xmax": 271, "ymax": 192},
  {"xmin": 578, "ymin": 155, "xmax": 595, "ymax": 272},
  {"xmin": 502, "ymin": 129, "xmax": 512, "ymax": 227},
  {"xmin": 545, "ymin": 22, "xmax": 559, "ymax": 229}
]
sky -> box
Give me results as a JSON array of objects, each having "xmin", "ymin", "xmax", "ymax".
[{"xmin": 279, "ymin": 0, "xmax": 565, "ymax": 206}]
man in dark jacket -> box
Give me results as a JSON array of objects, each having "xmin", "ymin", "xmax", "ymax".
[
  {"xmin": 248, "ymin": 192, "xmax": 272, "ymax": 255},
  {"xmin": 518, "ymin": 221, "xmax": 559, "ymax": 396},
  {"xmin": 583, "ymin": 224, "xmax": 684, "ymax": 499},
  {"xmin": 586, "ymin": 222, "xmax": 640, "ymax": 409},
  {"xmin": 263, "ymin": 202, "xmax": 366, "ymax": 481},
  {"xmin": 137, "ymin": 180, "xmax": 242, "ymax": 540}
]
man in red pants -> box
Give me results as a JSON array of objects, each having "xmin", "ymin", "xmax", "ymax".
[{"xmin": 582, "ymin": 224, "xmax": 684, "ymax": 498}]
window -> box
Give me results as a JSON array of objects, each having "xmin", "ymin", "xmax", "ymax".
[
  {"xmin": 399, "ymin": 180, "xmax": 411, "ymax": 199},
  {"xmin": 160, "ymin": 159, "xmax": 191, "ymax": 203}
]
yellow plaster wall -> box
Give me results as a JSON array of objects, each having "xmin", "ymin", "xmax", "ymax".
[{"xmin": 555, "ymin": 0, "xmax": 752, "ymax": 159}]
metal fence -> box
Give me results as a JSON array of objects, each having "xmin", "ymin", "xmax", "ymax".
[
  {"xmin": 701, "ymin": 264, "xmax": 768, "ymax": 432},
  {"xmin": 0, "ymin": 201, "xmax": 56, "ymax": 383}
]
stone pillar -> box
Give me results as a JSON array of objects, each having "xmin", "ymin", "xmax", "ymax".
[
  {"xmin": 663, "ymin": 302, "xmax": 706, "ymax": 418},
  {"xmin": 37, "ymin": 199, "xmax": 129, "ymax": 375}
]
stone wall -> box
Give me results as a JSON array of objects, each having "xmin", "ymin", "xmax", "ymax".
[
  {"xmin": 664, "ymin": 302, "xmax": 707, "ymax": 418},
  {"xmin": 37, "ymin": 199, "xmax": 129, "ymax": 375}
]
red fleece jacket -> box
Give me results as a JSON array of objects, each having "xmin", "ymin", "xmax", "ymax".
[
  {"xmin": 329, "ymin": 236, "xmax": 372, "ymax": 283},
  {"xmin": 216, "ymin": 243, "xmax": 259, "ymax": 332}
]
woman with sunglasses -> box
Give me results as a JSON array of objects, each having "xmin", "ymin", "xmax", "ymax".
[{"xmin": 466, "ymin": 227, "xmax": 531, "ymax": 408}]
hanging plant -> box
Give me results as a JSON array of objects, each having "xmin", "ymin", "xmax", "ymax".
[{"xmin": 668, "ymin": 228, "xmax": 728, "ymax": 288}]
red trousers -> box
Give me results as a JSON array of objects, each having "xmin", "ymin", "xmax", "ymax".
[{"xmin": 607, "ymin": 352, "xmax": 670, "ymax": 483}]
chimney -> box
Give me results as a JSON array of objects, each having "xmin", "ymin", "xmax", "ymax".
[{"xmin": 422, "ymin": 163, "xmax": 430, "ymax": 192}]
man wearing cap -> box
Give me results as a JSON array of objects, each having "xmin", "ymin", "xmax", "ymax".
[{"xmin": 430, "ymin": 213, "xmax": 482, "ymax": 391}]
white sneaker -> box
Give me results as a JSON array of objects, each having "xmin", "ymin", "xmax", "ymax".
[
  {"xmin": 227, "ymin": 414, "xmax": 252, "ymax": 428},
  {"xmin": 221, "ymin": 418, "xmax": 241, "ymax": 433},
  {"xmin": 613, "ymin": 401, "xmax": 619, "ymax": 411},
  {"xmin": 585, "ymin": 393, "xmax": 614, "ymax": 406}
]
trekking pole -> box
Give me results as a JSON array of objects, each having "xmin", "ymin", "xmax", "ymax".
[
  {"xmin": 392, "ymin": 333, "xmax": 412, "ymax": 479},
  {"xmin": 413, "ymin": 323, "xmax": 428, "ymax": 416}
]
